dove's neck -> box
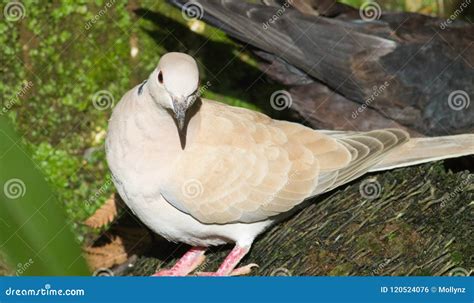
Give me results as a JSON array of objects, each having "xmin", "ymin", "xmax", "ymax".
[
  {"xmin": 139, "ymin": 93, "xmax": 186, "ymax": 148},
  {"xmin": 107, "ymin": 86, "xmax": 196, "ymax": 188},
  {"xmin": 123, "ymin": 85, "xmax": 200, "ymax": 149}
]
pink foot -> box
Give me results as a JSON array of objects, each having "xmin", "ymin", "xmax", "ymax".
[
  {"xmin": 195, "ymin": 245, "xmax": 255, "ymax": 276},
  {"xmin": 152, "ymin": 246, "xmax": 206, "ymax": 276}
]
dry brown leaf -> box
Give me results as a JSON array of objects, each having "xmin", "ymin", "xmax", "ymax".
[
  {"xmin": 83, "ymin": 226, "xmax": 153, "ymax": 271},
  {"xmin": 84, "ymin": 194, "xmax": 119, "ymax": 228},
  {"xmin": 83, "ymin": 194, "xmax": 153, "ymax": 271},
  {"xmin": 84, "ymin": 235, "xmax": 128, "ymax": 270}
]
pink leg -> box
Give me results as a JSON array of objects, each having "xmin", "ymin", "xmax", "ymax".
[
  {"xmin": 196, "ymin": 245, "xmax": 258, "ymax": 276},
  {"xmin": 152, "ymin": 246, "xmax": 206, "ymax": 276}
]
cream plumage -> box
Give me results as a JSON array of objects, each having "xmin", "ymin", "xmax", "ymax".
[
  {"xmin": 161, "ymin": 101, "xmax": 409, "ymax": 224},
  {"xmin": 106, "ymin": 52, "xmax": 473, "ymax": 276}
]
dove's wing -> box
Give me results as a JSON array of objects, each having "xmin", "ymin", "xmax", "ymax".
[{"xmin": 161, "ymin": 100, "xmax": 409, "ymax": 224}]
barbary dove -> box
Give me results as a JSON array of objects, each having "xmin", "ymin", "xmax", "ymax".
[{"xmin": 106, "ymin": 52, "xmax": 474, "ymax": 276}]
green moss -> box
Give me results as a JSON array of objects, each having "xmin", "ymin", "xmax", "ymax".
[
  {"xmin": 451, "ymin": 251, "xmax": 463, "ymax": 264},
  {"xmin": 329, "ymin": 263, "xmax": 354, "ymax": 276}
]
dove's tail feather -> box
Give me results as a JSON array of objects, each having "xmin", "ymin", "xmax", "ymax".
[{"xmin": 369, "ymin": 134, "xmax": 474, "ymax": 172}]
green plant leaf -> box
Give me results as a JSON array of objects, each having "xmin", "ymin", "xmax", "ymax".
[{"xmin": 0, "ymin": 116, "xmax": 89, "ymax": 276}]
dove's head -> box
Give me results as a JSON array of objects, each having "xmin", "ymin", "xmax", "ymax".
[{"xmin": 148, "ymin": 52, "xmax": 199, "ymax": 130}]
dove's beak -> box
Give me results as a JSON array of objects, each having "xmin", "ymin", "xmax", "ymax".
[{"xmin": 172, "ymin": 98, "xmax": 187, "ymax": 131}]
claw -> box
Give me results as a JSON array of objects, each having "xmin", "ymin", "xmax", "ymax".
[
  {"xmin": 196, "ymin": 263, "xmax": 259, "ymax": 276},
  {"xmin": 151, "ymin": 247, "xmax": 206, "ymax": 276},
  {"xmin": 230, "ymin": 263, "xmax": 259, "ymax": 276}
]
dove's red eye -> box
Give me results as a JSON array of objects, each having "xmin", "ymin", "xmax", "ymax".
[{"xmin": 158, "ymin": 71, "xmax": 164, "ymax": 84}]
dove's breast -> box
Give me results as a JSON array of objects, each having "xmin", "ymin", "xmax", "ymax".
[
  {"xmin": 106, "ymin": 99, "xmax": 175, "ymax": 198},
  {"xmin": 122, "ymin": 192, "xmax": 273, "ymax": 247}
]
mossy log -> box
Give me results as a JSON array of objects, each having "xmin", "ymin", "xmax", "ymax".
[{"xmin": 95, "ymin": 160, "xmax": 473, "ymax": 276}]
